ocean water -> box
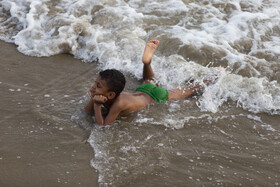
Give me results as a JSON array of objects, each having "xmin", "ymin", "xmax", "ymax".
[{"xmin": 1, "ymin": 0, "xmax": 280, "ymax": 186}]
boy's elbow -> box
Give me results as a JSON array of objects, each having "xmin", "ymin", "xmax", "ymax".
[{"xmin": 95, "ymin": 119, "xmax": 104, "ymax": 126}]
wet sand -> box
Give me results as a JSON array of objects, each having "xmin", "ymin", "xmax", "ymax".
[{"xmin": 0, "ymin": 41, "xmax": 99, "ymax": 186}]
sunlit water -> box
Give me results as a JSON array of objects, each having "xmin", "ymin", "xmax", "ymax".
[{"xmin": 1, "ymin": 0, "xmax": 280, "ymax": 186}]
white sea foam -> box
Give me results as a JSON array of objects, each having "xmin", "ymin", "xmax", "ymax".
[
  {"xmin": 1, "ymin": 0, "xmax": 279, "ymax": 115},
  {"xmin": 198, "ymin": 72, "xmax": 280, "ymax": 114}
]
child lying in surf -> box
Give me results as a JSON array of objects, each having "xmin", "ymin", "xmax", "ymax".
[{"xmin": 85, "ymin": 40, "xmax": 210, "ymax": 125}]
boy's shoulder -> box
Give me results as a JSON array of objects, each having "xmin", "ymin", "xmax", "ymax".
[
  {"xmin": 113, "ymin": 92, "xmax": 131, "ymax": 104},
  {"xmin": 110, "ymin": 92, "xmax": 133, "ymax": 109}
]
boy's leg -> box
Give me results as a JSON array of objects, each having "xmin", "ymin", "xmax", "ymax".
[
  {"xmin": 168, "ymin": 78, "xmax": 215, "ymax": 100},
  {"xmin": 142, "ymin": 40, "xmax": 159, "ymax": 82},
  {"xmin": 168, "ymin": 84, "xmax": 202, "ymax": 100}
]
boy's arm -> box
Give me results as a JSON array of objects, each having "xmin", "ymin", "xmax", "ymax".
[
  {"xmin": 92, "ymin": 95, "xmax": 121, "ymax": 126},
  {"xmin": 94, "ymin": 102, "xmax": 121, "ymax": 126},
  {"xmin": 85, "ymin": 98, "xmax": 94, "ymax": 114},
  {"xmin": 93, "ymin": 103, "xmax": 105, "ymax": 125}
]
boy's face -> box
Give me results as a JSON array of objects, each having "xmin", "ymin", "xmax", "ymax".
[{"xmin": 89, "ymin": 76, "xmax": 110, "ymax": 98}]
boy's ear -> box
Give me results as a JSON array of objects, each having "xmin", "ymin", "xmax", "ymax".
[{"xmin": 107, "ymin": 91, "xmax": 116, "ymax": 99}]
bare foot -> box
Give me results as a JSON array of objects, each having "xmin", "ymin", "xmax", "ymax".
[{"xmin": 142, "ymin": 40, "xmax": 159, "ymax": 64}]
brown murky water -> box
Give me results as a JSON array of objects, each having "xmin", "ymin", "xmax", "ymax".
[
  {"xmin": 0, "ymin": 41, "xmax": 99, "ymax": 186},
  {"xmin": 1, "ymin": 0, "xmax": 280, "ymax": 186}
]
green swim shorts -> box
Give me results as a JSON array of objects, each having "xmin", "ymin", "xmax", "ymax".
[{"xmin": 136, "ymin": 83, "xmax": 169, "ymax": 103}]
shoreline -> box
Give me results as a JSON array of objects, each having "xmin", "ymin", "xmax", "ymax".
[{"xmin": 0, "ymin": 41, "xmax": 99, "ymax": 186}]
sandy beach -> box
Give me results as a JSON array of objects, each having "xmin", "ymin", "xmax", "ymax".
[{"xmin": 0, "ymin": 41, "xmax": 99, "ymax": 186}]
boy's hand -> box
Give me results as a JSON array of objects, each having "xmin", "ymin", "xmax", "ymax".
[{"xmin": 93, "ymin": 95, "xmax": 108, "ymax": 105}]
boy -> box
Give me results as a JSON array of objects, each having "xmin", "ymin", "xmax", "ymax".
[{"xmin": 85, "ymin": 40, "xmax": 204, "ymax": 125}]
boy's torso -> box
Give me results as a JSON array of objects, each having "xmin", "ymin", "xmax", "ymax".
[{"xmin": 114, "ymin": 91, "xmax": 154, "ymax": 115}]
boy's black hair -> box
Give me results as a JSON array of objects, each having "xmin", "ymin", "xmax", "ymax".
[{"xmin": 99, "ymin": 69, "xmax": 126, "ymax": 97}]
